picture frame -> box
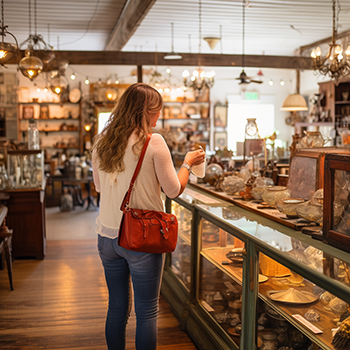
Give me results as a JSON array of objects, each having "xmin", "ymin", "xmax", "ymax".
[
  {"xmin": 214, "ymin": 105, "xmax": 228, "ymax": 127},
  {"xmin": 214, "ymin": 131, "xmax": 227, "ymax": 149},
  {"xmin": 40, "ymin": 105, "xmax": 50, "ymax": 119},
  {"xmin": 22, "ymin": 106, "xmax": 34, "ymax": 120}
]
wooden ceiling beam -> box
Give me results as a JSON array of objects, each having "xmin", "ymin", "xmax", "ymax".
[
  {"xmin": 299, "ymin": 29, "xmax": 350, "ymax": 54},
  {"xmin": 105, "ymin": 0, "xmax": 157, "ymax": 51},
  {"xmin": 9, "ymin": 51, "xmax": 313, "ymax": 70}
]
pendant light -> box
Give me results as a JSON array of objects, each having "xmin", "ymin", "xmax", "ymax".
[
  {"xmin": 0, "ymin": 0, "xmax": 19, "ymax": 66},
  {"xmin": 19, "ymin": 0, "xmax": 53, "ymax": 81},
  {"xmin": 164, "ymin": 23, "xmax": 182, "ymax": 60}
]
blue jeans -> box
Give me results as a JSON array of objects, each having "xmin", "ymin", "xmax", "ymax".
[{"xmin": 98, "ymin": 234, "xmax": 165, "ymax": 350}]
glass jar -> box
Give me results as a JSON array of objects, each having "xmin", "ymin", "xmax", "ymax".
[
  {"xmin": 28, "ymin": 119, "xmax": 40, "ymax": 150},
  {"xmin": 221, "ymin": 176, "xmax": 245, "ymax": 195},
  {"xmin": 252, "ymin": 177, "xmax": 274, "ymax": 200},
  {"xmin": 261, "ymin": 186, "xmax": 291, "ymax": 206}
]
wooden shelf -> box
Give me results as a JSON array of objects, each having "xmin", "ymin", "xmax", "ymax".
[
  {"xmin": 20, "ymin": 118, "xmax": 80, "ymax": 121},
  {"xmin": 335, "ymin": 101, "xmax": 350, "ymax": 105},
  {"xmin": 19, "ymin": 102, "xmax": 79, "ymax": 105}
]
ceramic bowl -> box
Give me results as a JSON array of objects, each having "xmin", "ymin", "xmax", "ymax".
[{"xmin": 275, "ymin": 198, "xmax": 305, "ymax": 217}]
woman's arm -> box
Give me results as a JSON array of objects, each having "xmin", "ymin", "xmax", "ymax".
[
  {"xmin": 92, "ymin": 151, "xmax": 101, "ymax": 193},
  {"xmin": 151, "ymin": 134, "xmax": 205, "ymax": 198}
]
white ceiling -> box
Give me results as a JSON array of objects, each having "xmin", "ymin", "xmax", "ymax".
[{"xmin": 4, "ymin": 0, "xmax": 350, "ymax": 56}]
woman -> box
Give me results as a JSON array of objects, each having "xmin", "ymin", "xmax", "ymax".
[{"xmin": 92, "ymin": 83, "xmax": 205, "ymax": 350}]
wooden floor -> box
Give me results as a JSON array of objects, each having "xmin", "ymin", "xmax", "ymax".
[{"xmin": 0, "ymin": 240, "xmax": 197, "ymax": 350}]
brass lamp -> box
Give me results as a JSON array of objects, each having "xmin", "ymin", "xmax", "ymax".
[
  {"xmin": 281, "ymin": 93, "xmax": 308, "ymax": 126},
  {"xmin": 0, "ymin": 0, "xmax": 19, "ymax": 66}
]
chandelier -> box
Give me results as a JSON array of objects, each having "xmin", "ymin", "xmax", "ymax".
[
  {"xmin": 0, "ymin": 0, "xmax": 19, "ymax": 66},
  {"xmin": 18, "ymin": 0, "xmax": 54, "ymax": 81},
  {"xmin": 310, "ymin": 0, "xmax": 350, "ymax": 81},
  {"xmin": 182, "ymin": 0, "xmax": 215, "ymax": 93}
]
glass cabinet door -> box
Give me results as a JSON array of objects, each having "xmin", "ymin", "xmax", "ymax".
[
  {"xmin": 170, "ymin": 201, "xmax": 193, "ymax": 290},
  {"xmin": 199, "ymin": 208, "xmax": 246, "ymax": 347}
]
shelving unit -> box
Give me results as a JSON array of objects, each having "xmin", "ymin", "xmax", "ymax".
[
  {"xmin": 18, "ymin": 100, "xmax": 83, "ymax": 153},
  {"xmin": 162, "ymin": 185, "xmax": 350, "ymax": 350},
  {"xmin": 318, "ymin": 80, "xmax": 350, "ymax": 146}
]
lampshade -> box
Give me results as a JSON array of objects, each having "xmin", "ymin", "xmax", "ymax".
[
  {"xmin": 204, "ymin": 37, "xmax": 220, "ymax": 50},
  {"xmin": 281, "ymin": 94, "xmax": 308, "ymax": 111},
  {"xmin": 0, "ymin": 41, "xmax": 18, "ymax": 65}
]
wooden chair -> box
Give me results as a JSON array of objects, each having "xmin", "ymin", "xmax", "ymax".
[{"xmin": 0, "ymin": 206, "xmax": 13, "ymax": 290}]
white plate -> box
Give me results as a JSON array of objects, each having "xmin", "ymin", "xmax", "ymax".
[{"xmin": 69, "ymin": 88, "xmax": 81, "ymax": 103}]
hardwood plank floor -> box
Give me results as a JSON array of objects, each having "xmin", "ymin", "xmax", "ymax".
[{"xmin": 0, "ymin": 240, "xmax": 197, "ymax": 350}]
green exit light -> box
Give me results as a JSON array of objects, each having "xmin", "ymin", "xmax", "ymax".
[{"xmin": 245, "ymin": 92, "xmax": 259, "ymax": 100}]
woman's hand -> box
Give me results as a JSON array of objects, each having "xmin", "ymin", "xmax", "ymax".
[{"xmin": 184, "ymin": 149, "xmax": 206, "ymax": 166}]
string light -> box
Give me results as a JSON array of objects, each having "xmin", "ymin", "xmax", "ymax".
[
  {"xmin": 280, "ymin": 79, "xmax": 285, "ymax": 86},
  {"xmin": 268, "ymin": 79, "xmax": 273, "ymax": 86},
  {"xmin": 44, "ymin": 87, "xmax": 48, "ymax": 92},
  {"xmin": 70, "ymin": 72, "xmax": 76, "ymax": 80},
  {"xmin": 85, "ymin": 76, "xmax": 89, "ymax": 85},
  {"xmin": 166, "ymin": 68, "xmax": 171, "ymax": 74}
]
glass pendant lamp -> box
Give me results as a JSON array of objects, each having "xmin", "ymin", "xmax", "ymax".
[
  {"xmin": 19, "ymin": 47, "xmax": 43, "ymax": 80},
  {"xmin": 49, "ymin": 72, "xmax": 68, "ymax": 95},
  {"xmin": 0, "ymin": 0, "xmax": 19, "ymax": 66}
]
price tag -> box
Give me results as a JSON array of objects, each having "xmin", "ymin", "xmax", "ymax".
[
  {"xmin": 201, "ymin": 300, "xmax": 214, "ymax": 312},
  {"xmin": 292, "ymin": 314, "xmax": 323, "ymax": 334},
  {"xmin": 184, "ymin": 189, "xmax": 220, "ymax": 204}
]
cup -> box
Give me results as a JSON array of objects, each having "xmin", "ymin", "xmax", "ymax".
[{"xmin": 191, "ymin": 145, "xmax": 206, "ymax": 178}]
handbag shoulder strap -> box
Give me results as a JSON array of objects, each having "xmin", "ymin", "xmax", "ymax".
[{"xmin": 120, "ymin": 133, "xmax": 152, "ymax": 211}]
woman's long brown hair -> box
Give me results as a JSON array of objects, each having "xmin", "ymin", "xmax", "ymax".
[{"xmin": 92, "ymin": 83, "xmax": 163, "ymax": 173}]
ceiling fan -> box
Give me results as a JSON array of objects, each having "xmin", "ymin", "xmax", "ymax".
[{"xmin": 236, "ymin": 0, "xmax": 262, "ymax": 85}]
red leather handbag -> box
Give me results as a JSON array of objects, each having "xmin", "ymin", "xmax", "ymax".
[{"xmin": 118, "ymin": 134, "xmax": 178, "ymax": 254}]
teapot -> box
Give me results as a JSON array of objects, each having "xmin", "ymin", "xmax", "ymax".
[{"xmin": 301, "ymin": 131, "xmax": 331, "ymax": 148}]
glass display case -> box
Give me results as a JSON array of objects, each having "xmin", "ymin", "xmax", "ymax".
[
  {"xmin": 7, "ymin": 150, "xmax": 45, "ymax": 189},
  {"xmin": 323, "ymin": 153, "xmax": 350, "ymax": 253},
  {"xmin": 163, "ymin": 184, "xmax": 350, "ymax": 350}
]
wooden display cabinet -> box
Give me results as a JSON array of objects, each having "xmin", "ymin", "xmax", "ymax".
[
  {"xmin": 289, "ymin": 147, "xmax": 350, "ymax": 200},
  {"xmin": 323, "ymin": 153, "xmax": 350, "ymax": 253}
]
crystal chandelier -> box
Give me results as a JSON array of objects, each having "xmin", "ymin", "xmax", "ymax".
[
  {"xmin": 310, "ymin": 0, "xmax": 350, "ymax": 81},
  {"xmin": 18, "ymin": 0, "xmax": 54, "ymax": 81},
  {"xmin": 0, "ymin": 0, "xmax": 18, "ymax": 66},
  {"xmin": 182, "ymin": 0, "xmax": 215, "ymax": 93}
]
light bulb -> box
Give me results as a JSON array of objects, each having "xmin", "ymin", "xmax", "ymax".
[
  {"xmin": 346, "ymin": 45, "xmax": 350, "ymax": 56},
  {"xmin": 70, "ymin": 72, "xmax": 76, "ymax": 80},
  {"xmin": 200, "ymin": 70, "xmax": 205, "ymax": 79},
  {"xmin": 98, "ymin": 78, "xmax": 102, "ymax": 85},
  {"xmin": 115, "ymin": 79, "xmax": 119, "ymax": 84},
  {"xmin": 311, "ymin": 49, "xmax": 316, "ymax": 58},
  {"xmin": 158, "ymin": 88, "xmax": 163, "ymax": 93},
  {"xmin": 280, "ymin": 80, "xmax": 285, "ymax": 86},
  {"xmin": 316, "ymin": 47, "xmax": 321, "ymax": 56},
  {"xmin": 192, "ymin": 69, "xmax": 199, "ymax": 78},
  {"xmin": 182, "ymin": 70, "xmax": 189, "ymax": 78},
  {"xmin": 55, "ymin": 87, "xmax": 61, "ymax": 94},
  {"xmin": 44, "ymin": 87, "xmax": 48, "ymax": 92},
  {"xmin": 335, "ymin": 45, "xmax": 342, "ymax": 55},
  {"xmin": 191, "ymin": 76, "xmax": 195, "ymax": 81},
  {"xmin": 338, "ymin": 53, "xmax": 343, "ymax": 62},
  {"xmin": 268, "ymin": 79, "xmax": 273, "ymax": 86},
  {"xmin": 85, "ymin": 77, "xmax": 89, "ymax": 85},
  {"xmin": 37, "ymin": 87, "xmax": 40, "ymax": 92},
  {"xmin": 84, "ymin": 125, "xmax": 91, "ymax": 132},
  {"xmin": 166, "ymin": 67, "xmax": 171, "ymax": 74},
  {"xmin": 107, "ymin": 93, "xmax": 112, "ymax": 99},
  {"xmin": 164, "ymin": 87, "xmax": 170, "ymax": 93}
]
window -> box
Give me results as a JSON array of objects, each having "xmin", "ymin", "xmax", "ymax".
[
  {"xmin": 98, "ymin": 112, "xmax": 111, "ymax": 134},
  {"xmin": 226, "ymin": 95, "xmax": 275, "ymax": 153}
]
